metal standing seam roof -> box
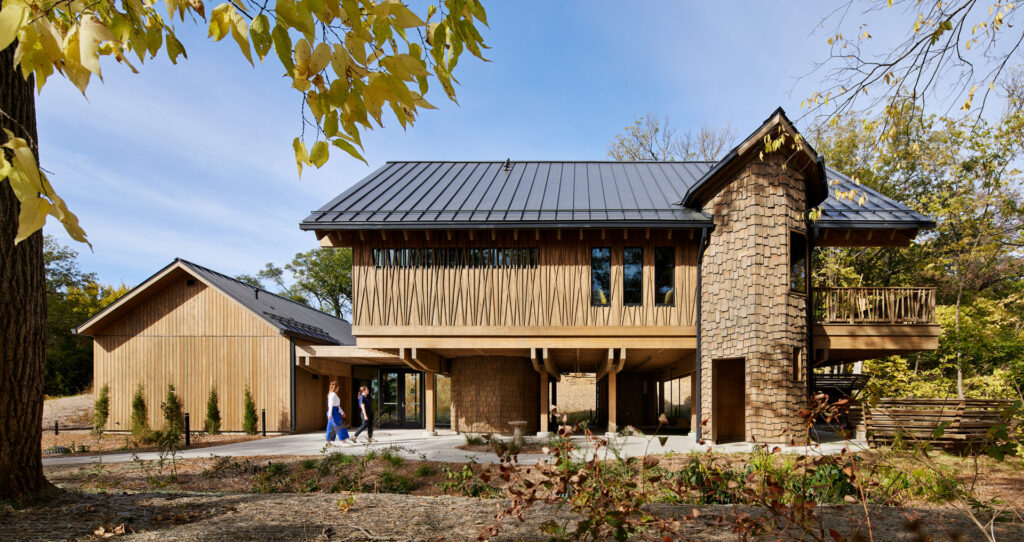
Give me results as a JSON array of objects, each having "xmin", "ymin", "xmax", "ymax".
[
  {"xmin": 301, "ymin": 161, "xmax": 717, "ymax": 230},
  {"xmin": 301, "ymin": 161, "xmax": 933, "ymax": 231},
  {"xmin": 178, "ymin": 259, "xmax": 355, "ymax": 345}
]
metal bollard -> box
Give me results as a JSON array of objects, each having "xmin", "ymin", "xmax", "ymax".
[
  {"xmin": 261, "ymin": 408, "xmax": 266, "ymax": 437},
  {"xmin": 54, "ymin": 421, "xmax": 58, "ymax": 436},
  {"xmin": 184, "ymin": 413, "xmax": 191, "ymax": 447}
]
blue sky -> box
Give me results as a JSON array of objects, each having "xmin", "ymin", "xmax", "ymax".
[{"xmin": 38, "ymin": 1, "xmax": 897, "ymax": 286}]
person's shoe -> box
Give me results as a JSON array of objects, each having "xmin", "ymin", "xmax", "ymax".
[{"xmin": 367, "ymin": 438, "xmax": 375, "ymax": 443}]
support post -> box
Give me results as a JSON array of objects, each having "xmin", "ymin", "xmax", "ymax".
[
  {"xmin": 184, "ymin": 413, "xmax": 190, "ymax": 448},
  {"xmin": 657, "ymin": 379, "xmax": 664, "ymax": 416},
  {"xmin": 261, "ymin": 408, "xmax": 266, "ymax": 437},
  {"xmin": 424, "ymin": 371, "xmax": 437, "ymax": 436},
  {"xmin": 608, "ymin": 369, "xmax": 617, "ymax": 434},
  {"xmin": 689, "ymin": 373, "xmax": 698, "ymax": 433},
  {"xmin": 539, "ymin": 370, "xmax": 550, "ymax": 437}
]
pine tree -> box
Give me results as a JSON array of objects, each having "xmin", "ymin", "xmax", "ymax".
[
  {"xmin": 130, "ymin": 385, "xmax": 149, "ymax": 440},
  {"xmin": 243, "ymin": 388, "xmax": 258, "ymax": 435},
  {"xmin": 92, "ymin": 383, "xmax": 110, "ymax": 434},
  {"xmin": 205, "ymin": 387, "xmax": 221, "ymax": 434},
  {"xmin": 159, "ymin": 384, "xmax": 184, "ymax": 448}
]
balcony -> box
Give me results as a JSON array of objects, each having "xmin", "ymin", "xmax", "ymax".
[
  {"xmin": 813, "ymin": 287, "xmax": 936, "ymax": 325},
  {"xmin": 812, "ymin": 287, "xmax": 940, "ymax": 364}
]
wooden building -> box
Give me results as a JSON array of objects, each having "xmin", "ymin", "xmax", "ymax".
[
  {"xmin": 299, "ymin": 107, "xmax": 940, "ymax": 444},
  {"xmin": 75, "ymin": 258, "xmax": 374, "ymax": 433}
]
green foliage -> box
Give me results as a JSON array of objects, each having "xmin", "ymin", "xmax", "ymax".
[
  {"xmin": 414, "ymin": 464, "xmax": 436, "ymax": 477},
  {"xmin": 243, "ymin": 387, "xmax": 258, "ymax": 435},
  {"xmin": 1, "ymin": 0, "xmax": 490, "ymax": 243},
  {"xmin": 92, "ymin": 383, "xmax": 110, "ymax": 433},
  {"xmin": 300, "ymin": 458, "xmax": 318, "ymax": 470},
  {"xmin": 380, "ymin": 447, "xmax": 404, "ymax": 468},
  {"xmin": 463, "ymin": 433, "xmax": 484, "ymax": 445},
  {"xmin": 242, "ymin": 248, "xmax": 353, "ymax": 317},
  {"xmin": 157, "ymin": 385, "xmax": 185, "ymax": 449},
  {"xmin": 205, "ymin": 387, "xmax": 221, "ymax": 434},
  {"xmin": 43, "ymin": 236, "xmax": 129, "ymax": 396},
  {"xmin": 376, "ymin": 469, "xmax": 413, "ymax": 494},
  {"xmin": 439, "ymin": 461, "xmax": 499, "ymax": 498},
  {"xmin": 129, "ymin": 385, "xmax": 151, "ymax": 441}
]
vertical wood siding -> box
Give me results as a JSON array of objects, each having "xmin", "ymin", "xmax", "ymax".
[
  {"xmin": 352, "ymin": 230, "xmax": 698, "ymax": 328},
  {"xmin": 92, "ymin": 275, "xmax": 292, "ymax": 433}
]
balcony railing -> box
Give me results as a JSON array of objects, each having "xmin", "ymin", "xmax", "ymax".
[{"xmin": 813, "ymin": 287, "xmax": 937, "ymax": 325}]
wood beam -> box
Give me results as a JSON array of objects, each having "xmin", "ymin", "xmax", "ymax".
[
  {"xmin": 608, "ymin": 353, "xmax": 618, "ymax": 433},
  {"xmin": 540, "ymin": 347, "xmax": 559, "ymax": 382},
  {"xmin": 539, "ymin": 370, "xmax": 549, "ymax": 434},
  {"xmin": 424, "ymin": 371, "xmax": 436, "ymax": 433},
  {"xmin": 411, "ymin": 348, "xmax": 441, "ymax": 373}
]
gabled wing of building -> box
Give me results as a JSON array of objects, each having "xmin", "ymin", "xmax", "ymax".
[{"xmin": 75, "ymin": 258, "xmax": 354, "ymax": 346}]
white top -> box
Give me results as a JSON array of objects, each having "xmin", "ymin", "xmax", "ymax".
[{"xmin": 327, "ymin": 392, "xmax": 343, "ymax": 418}]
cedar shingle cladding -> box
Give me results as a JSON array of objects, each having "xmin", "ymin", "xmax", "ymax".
[{"xmin": 700, "ymin": 155, "xmax": 808, "ymax": 443}]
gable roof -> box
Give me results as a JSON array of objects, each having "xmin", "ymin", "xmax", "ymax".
[
  {"xmin": 681, "ymin": 107, "xmax": 827, "ymax": 209},
  {"xmin": 75, "ymin": 258, "xmax": 354, "ymax": 345},
  {"xmin": 301, "ymin": 161, "xmax": 715, "ymax": 231},
  {"xmin": 301, "ymin": 162, "xmax": 931, "ymax": 233}
]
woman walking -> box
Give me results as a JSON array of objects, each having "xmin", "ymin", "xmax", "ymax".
[
  {"xmin": 351, "ymin": 385, "xmax": 374, "ymax": 443},
  {"xmin": 325, "ymin": 381, "xmax": 350, "ymax": 445}
]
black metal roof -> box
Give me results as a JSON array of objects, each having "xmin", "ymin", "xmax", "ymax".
[
  {"xmin": 302, "ymin": 160, "xmax": 932, "ymax": 232},
  {"xmin": 178, "ymin": 259, "xmax": 355, "ymax": 345},
  {"xmin": 301, "ymin": 161, "xmax": 715, "ymax": 230}
]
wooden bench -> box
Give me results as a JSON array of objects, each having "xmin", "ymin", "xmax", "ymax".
[{"xmin": 865, "ymin": 398, "xmax": 1014, "ymax": 448}]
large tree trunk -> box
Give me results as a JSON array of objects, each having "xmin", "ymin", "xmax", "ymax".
[{"xmin": 0, "ymin": 29, "xmax": 50, "ymax": 500}]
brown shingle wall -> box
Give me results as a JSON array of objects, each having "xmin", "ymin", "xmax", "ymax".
[
  {"xmin": 450, "ymin": 356, "xmax": 540, "ymax": 435},
  {"xmin": 700, "ymin": 156, "xmax": 809, "ymax": 443}
]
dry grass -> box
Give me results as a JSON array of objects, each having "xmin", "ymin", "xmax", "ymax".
[{"xmin": 41, "ymin": 430, "xmax": 264, "ymax": 456}]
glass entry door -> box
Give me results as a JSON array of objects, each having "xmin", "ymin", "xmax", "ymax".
[{"xmin": 379, "ymin": 369, "xmax": 423, "ymax": 428}]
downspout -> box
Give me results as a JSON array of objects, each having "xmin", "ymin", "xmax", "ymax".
[
  {"xmin": 805, "ymin": 225, "xmax": 818, "ymax": 398},
  {"xmin": 694, "ymin": 225, "xmax": 712, "ymax": 442},
  {"xmin": 289, "ymin": 338, "xmax": 297, "ymax": 432}
]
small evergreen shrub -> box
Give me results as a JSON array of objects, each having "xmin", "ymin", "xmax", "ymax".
[
  {"xmin": 243, "ymin": 387, "xmax": 258, "ymax": 435},
  {"xmin": 92, "ymin": 383, "xmax": 110, "ymax": 433},
  {"xmin": 158, "ymin": 384, "xmax": 185, "ymax": 448},
  {"xmin": 130, "ymin": 385, "xmax": 151, "ymax": 440},
  {"xmin": 205, "ymin": 387, "xmax": 221, "ymax": 434}
]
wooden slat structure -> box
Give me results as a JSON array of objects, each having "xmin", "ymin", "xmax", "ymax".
[
  {"xmin": 813, "ymin": 287, "xmax": 936, "ymax": 325},
  {"xmin": 865, "ymin": 398, "xmax": 1015, "ymax": 447}
]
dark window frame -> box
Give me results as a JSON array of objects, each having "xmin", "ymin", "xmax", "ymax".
[
  {"xmin": 622, "ymin": 246, "xmax": 643, "ymax": 307},
  {"xmin": 654, "ymin": 246, "xmax": 675, "ymax": 307},
  {"xmin": 590, "ymin": 247, "xmax": 611, "ymax": 307},
  {"xmin": 789, "ymin": 229, "xmax": 808, "ymax": 294}
]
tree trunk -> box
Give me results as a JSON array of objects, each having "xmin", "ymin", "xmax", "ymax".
[
  {"xmin": 0, "ymin": 29, "xmax": 50, "ymax": 500},
  {"xmin": 955, "ymin": 284, "xmax": 964, "ymax": 399}
]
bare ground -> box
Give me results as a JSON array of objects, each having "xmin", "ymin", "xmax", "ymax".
[
  {"xmin": 2, "ymin": 490, "xmax": 1021, "ymax": 541},
  {"xmin": 41, "ymin": 430, "xmax": 265, "ymax": 456},
  {"xmin": 43, "ymin": 393, "xmax": 93, "ymax": 428}
]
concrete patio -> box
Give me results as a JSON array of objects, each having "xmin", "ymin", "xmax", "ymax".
[{"xmin": 43, "ymin": 429, "xmax": 867, "ymax": 467}]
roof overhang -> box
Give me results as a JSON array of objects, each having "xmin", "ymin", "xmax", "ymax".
[{"xmin": 681, "ymin": 108, "xmax": 827, "ymax": 209}]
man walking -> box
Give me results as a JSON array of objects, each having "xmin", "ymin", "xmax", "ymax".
[{"xmin": 352, "ymin": 386, "xmax": 374, "ymax": 443}]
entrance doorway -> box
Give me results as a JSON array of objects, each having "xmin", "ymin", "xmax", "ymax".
[
  {"xmin": 379, "ymin": 369, "xmax": 424, "ymax": 428},
  {"xmin": 712, "ymin": 358, "xmax": 745, "ymax": 443}
]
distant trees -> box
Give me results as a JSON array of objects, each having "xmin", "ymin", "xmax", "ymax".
[
  {"xmin": 237, "ymin": 248, "xmax": 353, "ymax": 319},
  {"xmin": 607, "ymin": 113, "xmax": 736, "ymax": 162},
  {"xmin": 44, "ymin": 236, "xmax": 129, "ymax": 396}
]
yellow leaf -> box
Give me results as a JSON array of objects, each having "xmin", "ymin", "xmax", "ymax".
[
  {"xmin": 330, "ymin": 44, "xmax": 350, "ymax": 78},
  {"xmin": 15, "ymin": 196, "xmax": 50, "ymax": 244},
  {"xmin": 33, "ymin": 18, "xmax": 62, "ymax": 64},
  {"xmin": 331, "ymin": 137, "xmax": 366, "ymax": 163},
  {"xmin": 229, "ymin": 10, "xmax": 253, "ymax": 65},
  {"xmin": 293, "ymin": 137, "xmax": 309, "ymax": 176},
  {"xmin": 208, "ymin": 4, "xmax": 232, "ymax": 41},
  {"xmin": 293, "ymin": 37, "xmax": 311, "ymax": 77},
  {"xmin": 309, "ymin": 140, "xmax": 329, "ymax": 168},
  {"xmin": 388, "ymin": 3, "xmax": 424, "ymax": 28},
  {"xmin": 78, "ymin": 15, "xmax": 116, "ymax": 77},
  {"xmin": 0, "ymin": 0, "xmax": 28, "ymax": 53},
  {"xmin": 309, "ymin": 42, "xmax": 330, "ymax": 74}
]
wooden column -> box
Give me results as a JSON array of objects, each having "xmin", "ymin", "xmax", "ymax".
[
  {"xmin": 657, "ymin": 380, "xmax": 665, "ymax": 416},
  {"xmin": 539, "ymin": 371, "xmax": 549, "ymax": 435},
  {"xmin": 608, "ymin": 370, "xmax": 617, "ymax": 433},
  {"xmin": 424, "ymin": 371, "xmax": 436, "ymax": 435},
  {"xmin": 689, "ymin": 372, "xmax": 698, "ymax": 432}
]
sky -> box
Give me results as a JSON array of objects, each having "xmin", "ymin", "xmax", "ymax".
[{"xmin": 37, "ymin": 1, "xmax": 903, "ymax": 286}]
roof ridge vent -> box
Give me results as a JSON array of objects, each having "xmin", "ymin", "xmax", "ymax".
[{"xmin": 503, "ymin": 158, "xmax": 512, "ymax": 172}]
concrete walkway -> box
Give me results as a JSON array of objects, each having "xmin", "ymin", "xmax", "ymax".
[{"xmin": 43, "ymin": 429, "xmax": 868, "ymax": 467}]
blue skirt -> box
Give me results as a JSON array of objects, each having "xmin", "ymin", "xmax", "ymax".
[{"xmin": 326, "ymin": 407, "xmax": 350, "ymax": 442}]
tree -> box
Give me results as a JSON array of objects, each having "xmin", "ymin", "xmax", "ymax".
[
  {"xmin": 286, "ymin": 248, "xmax": 352, "ymax": 317},
  {"xmin": 130, "ymin": 384, "xmax": 150, "ymax": 440},
  {"xmin": 205, "ymin": 387, "xmax": 221, "ymax": 434},
  {"xmin": 607, "ymin": 113, "xmax": 736, "ymax": 162},
  {"xmin": 807, "ymin": 1, "xmax": 1024, "ymax": 130},
  {"xmin": 243, "ymin": 387, "xmax": 258, "ymax": 435},
  {"xmin": 92, "ymin": 383, "xmax": 110, "ymax": 433},
  {"xmin": 0, "ymin": 0, "xmax": 488, "ymax": 499},
  {"xmin": 158, "ymin": 384, "xmax": 184, "ymax": 448}
]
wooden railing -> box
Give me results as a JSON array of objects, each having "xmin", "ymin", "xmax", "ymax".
[
  {"xmin": 865, "ymin": 398, "xmax": 1015, "ymax": 447},
  {"xmin": 813, "ymin": 287, "xmax": 936, "ymax": 325}
]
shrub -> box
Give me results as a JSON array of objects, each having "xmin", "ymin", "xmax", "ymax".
[
  {"xmin": 464, "ymin": 433, "xmax": 484, "ymax": 445},
  {"xmin": 380, "ymin": 447, "xmax": 404, "ymax": 468},
  {"xmin": 415, "ymin": 464, "xmax": 436, "ymax": 477},
  {"xmin": 377, "ymin": 470, "xmax": 414, "ymax": 494},
  {"xmin": 205, "ymin": 387, "xmax": 221, "ymax": 434},
  {"xmin": 92, "ymin": 383, "xmax": 110, "ymax": 433},
  {"xmin": 157, "ymin": 384, "xmax": 185, "ymax": 449},
  {"xmin": 301, "ymin": 458, "xmax": 318, "ymax": 470},
  {"xmin": 243, "ymin": 387, "xmax": 258, "ymax": 435},
  {"xmin": 130, "ymin": 385, "xmax": 151, "ymax": 440}
]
